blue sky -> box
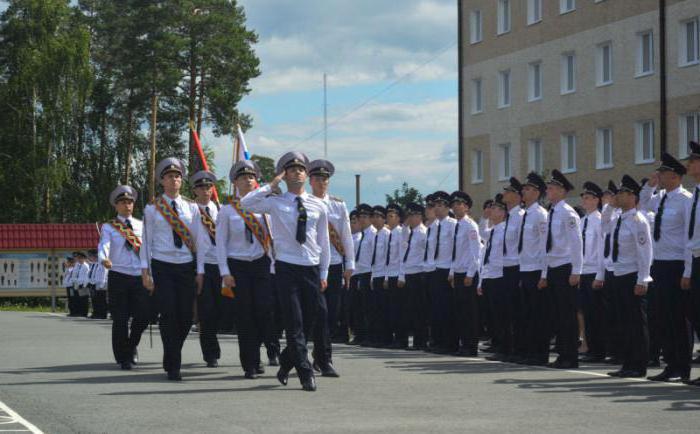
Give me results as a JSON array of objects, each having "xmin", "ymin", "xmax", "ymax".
[{"xmin": 205, "ymin": 0, "xmax": 459, "ymax": 206}]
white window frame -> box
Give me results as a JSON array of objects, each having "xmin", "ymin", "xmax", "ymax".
[
  {"xmin": 471, "ymin": 78, "xmax": 483, "ymax": 114},
  {"xmin": 528, "ymin": 139, "xmax": 543, "ymax": 173},
  {"xmin": 679, "ymin": 113, "xmax": 700, "ymax": 159},
  {"xmin": 470, "ymin": 10, "xmax": 483, "ymax": 44},
  {"xmin": 498, "ymin": 69, "xmax": 511, "ymax": 108},
  {"xmin": 528, "ymin": 61, "xmax": 542, "ymax": 102},
  {"xmin": 596, "ymin": 127, "xmax": 614, "ymax": 169},
  {"xmin": 497, "ymin": 0, "xmax": 511, "ymax": 35},
  {"xmin": 527, "ymin": 0, "xmax": 542, "ymax": 26},
  {"xmin": 679, "ymin": 17, "xmax": 700, "ymax": 67},
  {"xmin": 498, "ymin": 143, "xmax": 511, "ymax": 181},
  {"xmin": 560, "ymin": 0, "xmax": 576, "ymax": 15},
  {"xmin": 596, "ymin": 41, "xmax": 613, "ymax": 86},
  {"xmin": 561, "ymin": 52, "xmax": 576, "ymax": 94},
  {"xmin": 472, "ymin": 149, "xmax": 484, "ymax": 184},
  {"xmin": 635, "ymin": 120, "xmax": 655, "ymax": 164},
  {"xmin": 560, "ymin": 133, "xmax": 577, "ymax": 174},
  {"xmin": 636, "ymin": 30, "xmax": 654, "ymax": 77}
]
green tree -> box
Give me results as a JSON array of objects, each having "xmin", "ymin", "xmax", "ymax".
[
  {"xmin": 251, "ymin": 154, "xmax": 275, "ymax": 182},
  {"xmin": 385, "ymin": 182, "xmax": 424, "ymax": 209}
]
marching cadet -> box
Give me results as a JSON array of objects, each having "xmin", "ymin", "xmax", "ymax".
[
  {"xmin": 73, "ymin": 251, "xmax": 90, "ymax": 317},
  {"xmin": 384, "ymin": 203, "xmax": 404, "ymax": 348},
  {"xmin": 240, "ymin": 151, "xmax": 331, "ymax": 392},
  {"xmin": 369, "ymin": 205, "xmax": 390, "ymax": 347},
  {"xmin": 63, "ymin": 257, "xmax": 76, "ymax": 316},
  {"xmin": 517, "ymin": 172, "xmax": 549, "ymax": 366},
  {"xmin": 683, "ymin": 141, "xmax": 700, "ymax": 386},
  {"xmin": 478, "ymin": 197, "xmax": 507, "ymax": 336},
  {"xmin": 216, "ymin": 161, "xmax": 277, "ymax": 379},
  {"xmin": 600, "ymin": 180, "xmax": 623, "ymax": 364},
  {"xmin": 398, "ymin": 202, "xmax": 428, "ymax": 350},
  {"xmin": 191, "ymin": 170, "xmax": 224, "ymax": 369},
  {"xmin": 640, "ymin": 153, "xmax": 692, "ymax": 382},
  {"xmin": 540, "ymin": 170, "xmax": 583, "ymax": 369},
  {"xmin": 425, "ymin": 191, "xmax": 456, "ymax": 354},
  {"xmin": 98, "ymin": 185, "xmax": 150, "ymax": 370},
  {"xmin": 578, "ymin": 182, "xmax": 604, "ymax": 362},
  {"xmin": 594, "ymin": 175, "xmax": 653, "ymax": 378},
  {"xmin": 140, "ymin": 158, "xmax": 204, "ymax": 381},
  {"xmin": 349, "ymin": 203, "xmax": 375, "ymax": 346},
  {"xmin": 307, "ymin": 159, "xmax": 353, "ymax": 376},
  {"xmin": 88, "ymin": 249, "xmax": 108, "ymax": 319},
  {"xmin": 338, "ymin": 209, "xmax": 361, "ymax": 344},
  {"xmin": 448, "ymin": 191, "xmax": 481, "ymax": 357}
]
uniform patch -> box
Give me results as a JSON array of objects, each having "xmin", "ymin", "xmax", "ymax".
[
  {"xmin": 639, "ymin": 234, "xmax": 646, "ymax": 245},
  {"xmin": 568, "ymin": 218, "xmax": 577, "ymax": 228},
  {"xmin": 469, "ymin": 230, "xmax": 478, "ymax": 240}
]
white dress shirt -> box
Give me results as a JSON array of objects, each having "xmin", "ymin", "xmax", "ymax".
[
  {"xmin": 353, "ymin": 225, "xmax": 377, "ymax": 275},
  {"xmin": 596, "ymin": 208, "xmax": 653, "ymax": 285},
  {"xmin": 140, "ymin": 193, "xmax": 203, "ymax": 267},
  {"xmin": 196, "ymin": 201, "xmax": 220, "ymax": 274},
  {"xmin": 92, "ymin": 263, "xmax": 108, "ymax": 290},
  {"xmin": 478, "ymin": 217, "xmax": 491, "ymax": 243},
  {"xmin": 384, "ymin": 225, "xmax": 404, "ymax": 278},
  {"xmin": 544, "ymin": 200, "xmax": 583, "ymax": 278},
  {"xmin": 62, "ymin": 266, "xmax": 74, "ymax": 287},
  {"xmin": 241, "ymin": 184, "xmax": 331, "ymax": 280},
  {"xmin": 478, "ymin": 222, "xmax": 505, "ymax": 287},
  {"xmin": 72, "ymin": 262, "xmax": 89, "ymax": 288},
  {"xmin": 449, "ymin": 216, "xmax": 481, "ymax": 278},
  {"xmin": 214, "ymin": 202, "xmax": 267, "ymax": 276},
  {"xmin": 321, "ymin": 194, "xmax": 355, "ymax": 270},
  {"xmin": 503, "ymin": 205, "xmax": 525, "ymax": 267},
  {"xmin": 601, "ymin": 205, "xmax": 621, "ymax": 273},
  {"xmin": 518, "ymin": 202, "xmax": 549, "ymax": 276},
  {"xmin": 98, "ymin": 215, "xmax": 143, "ymax": 277},
  {"xmin": 581, "ymin": 210, "xmax": 603, "ymax": 275},
  {"xmin": 370, "ymin": 226, "xmax": 391, "ymax": 278},
  {"xmin": 427, "ymin": 216, "xmax": 457, "ymax": 270},
  {"xmin": 399, "ymin": 224, "xmax": 427, "ymax": 281},
  {"xmin": 640, "ymin": 184, "xmax": 692, "ymax": 261}
]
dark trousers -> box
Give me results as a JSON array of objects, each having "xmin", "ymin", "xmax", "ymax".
[
  {"xmin": 429, "ymin": 268, "xmax": 451, "ymax": 349},
  {"xmin": 337, "ymin": 275, "xmax": 352, "ymax": 342},
  {"xmin": 276, "ymin": 261, "xmax": 326, "ymax": 381},
  {"xmin": 230, "ymin": 257, "xmax": 275, "ymax": 373},
  {"xmin": 522, "ymin": 270, "xmax": 550, "ymax": 362},
  {"xmin": 393, "ymin": 277, "xmax": 409, "ymax": 347},
  {"xmin": 66, "ymin": 287, "xmax": 75, "ymax": 315},
  {"xmin": 350, "ymin": 273, "xmax": 371, "ymax": 342},
  {"xmin": 151, "ymin": 259, "xmax": 195, "ymax": 374},
  {"xmin": 692, "ymin": 258, "xmax": 700, "ymax": 345},
  {"xmin": 502, "ymin": 265, "xmax": 520, "ymax": 355},
  {"xmin": 386, "ymin": 276, "xmax": 400, "ymax": 344},
  {"xmin": 549, "ymin": 263, "xmax": 578, "ymax": 364},
  {"xmin": 579, "ymin": 273, "xmax": 606, "ymax": 358},
  {"xmin": 406, "ymin": 272, "xmax": 428, "ymax": 348},
  {"xmin": 615, "ymin": 272, "xmax": 649, "ymax": 373},
  {"xmin": 325, "ymin": 263, "xmax": 344, "ymax": 339},
  {"xmin": 369, "ymin": 277, "xmax": 386, "ymax": 343},
  {"xmin": 604, "ymin": 269, "xmax": 624, "ymax": 359},
  {"xmin": 647, "ymin": 264, "xmax": 661, "ymax": 362},
  {"xmin": 108, "ymin": 271, "xmax": 151, "ymax": 364},
  {"xmin": 454, "ymin": 272, "xmax": 479, "ymax": 353},
  {"xmin": 482, "ymin": 277, "xmax": 504, "ymax": 351},
  {"xmin": 75, "ymin": 287, "xmax": 89, "ymax": 317},
  {"xmin": 197, "ymin": 263, "xmax": 223, "ymax": 363},
  {"xmin": 91, "ymin": 287, "xmax": 108, "ymax": 319},
  {"xmin": 651, "ymin": 260, "xmax": 690, "ymax": 374}
]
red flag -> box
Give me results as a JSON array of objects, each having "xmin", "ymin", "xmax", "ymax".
[{"xmin": 190, "ymin": 121, "xmax": 220, "ymax": 203}]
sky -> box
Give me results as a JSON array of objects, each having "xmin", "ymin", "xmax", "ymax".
[{"xmin": 205, "ymin": 0, "xmax": 459, "ymax": 206}]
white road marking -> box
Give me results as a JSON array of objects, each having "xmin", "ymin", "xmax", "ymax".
[{"xmin": 0, "ymin": 401, "xmax": 44, "ymax": 434}]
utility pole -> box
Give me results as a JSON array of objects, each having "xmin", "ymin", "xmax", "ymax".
[
  {"xmin": 355, "ymin": 174, "xmax": 361, "ymax": 208},
  {"xmin": 324, "ymin": 72, "xmax": 328, "ymax": 158}
]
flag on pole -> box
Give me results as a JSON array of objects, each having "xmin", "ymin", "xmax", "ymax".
[
  {"xmin": 235, "ymin": 124, "xmax": 250, "ymax": 162},
  {"xmin": 189, "ymin": 121, "xmax": 220, "ymax": 203}
]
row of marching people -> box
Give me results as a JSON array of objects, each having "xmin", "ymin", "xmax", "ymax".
[{"xmin": 62, "ymin": 250, "xmax": 108, "ymax": 319}]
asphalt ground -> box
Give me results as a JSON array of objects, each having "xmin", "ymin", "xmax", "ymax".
[{"xmin": 1, "ymin": 311, "xmax": 699, "ymax": 433}]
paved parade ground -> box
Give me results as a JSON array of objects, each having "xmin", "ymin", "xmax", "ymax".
[{"xmin": 1, "ymin": 311, "xmax": 699, "ymax": 433}]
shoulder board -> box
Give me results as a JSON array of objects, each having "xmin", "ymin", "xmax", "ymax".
[
  {"xmin": 181, "ymin": 196, "xmax": 194, "ymax": 203},
  {"xmin": 329, "ymin": 195, "xmax": 344, "ymax": 203}
]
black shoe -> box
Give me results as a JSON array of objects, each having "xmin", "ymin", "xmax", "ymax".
[
  {"xmin": 347, "ymin": 339, "xmax": 363, "ymax": 346},
  {"xmin": 480, "ymin": 346, "xmax": 495, "ymax": 353},
  {"xmin": 524, "ymin": 358, "xmax": 548, "ymax": 366},
  {"xmin": 684, "ymin": 377, "xmax": 700, "ymax": 386},
  {"xmin": 268, "ymin": 355, "xmax": 279, "ymax": 367},
  {"xmin": 312, "ymin": 361, "xmax": 321, "ymax": 373},
  {"xmin": 548, "ymin": 360, "xmax": 578, "ymax": 369},
  {"xmin": 276, "ymin": 367, "xmax": 289, "ymax": 386},
  {"xmin": 167, "ymin": 371, "xmax": 182, "ymax": 381},
  {"xmin": 120, "ymin": 362, "xmax": 132, "ymax": 370},
  {"xmin": 486, "ymin": 354, "xmax": 507, "ymax": 362},
  {"xmin": 579, "ymin": 354, "xmax": 605, "ymax": 363},
  {"xmin": 320, "ymin": 363, "xmax": 340, "ymax": 378},
  {"xmin": 301, "ymin": 376, "xmax": 317, "ymax": 392},
  {"xmin": 607, "ymin": 369, "xmax": 625, "ymax": 377},
  {"xmin": 618, "ymin": 370, "xmax": 646, "ymax": 378},
  {"xmin": 604, "ymin": 357, "xmax": 621, "ymax": 365},
  {"xmin": 508, "ymin": 355, "xmax": 527, "ymax": 364},
  {"xmin": 455, "ymin": 349, "xmax": 478, "ymax": 357},
  {"xmin": 206, "ymin": 360, "xmax": 218, "ymax": 368},
  {"xmin": 255, "ymin": 364, "xmax": 265, "ymax": 375},
  {"xmin": 647, "ymin": 359, "xmax": 661, "ymax": 368},
  {"xmin": 692, "ymin": 355, "xmax": 700, "ymax": 364},
  {"xmin": 244, "ymin": 371, "xmax": 258, "ymax": 379},
  {"xmin": 132, "ymin": 349, "xmax": 139, "ymax": 365},
  {"xmin": 648, "ymin": 370, "xmax": 687, "ymax": 383}
]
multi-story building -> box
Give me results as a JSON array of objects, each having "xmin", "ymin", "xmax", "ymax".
[{"xmin": 458, "ymin": 0, "xmax": 700, "ymax": 209}]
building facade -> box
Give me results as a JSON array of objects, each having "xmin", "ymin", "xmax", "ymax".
[{"xmin": 459, "ymin": 0, "xmax": 700, "ymax": 209}]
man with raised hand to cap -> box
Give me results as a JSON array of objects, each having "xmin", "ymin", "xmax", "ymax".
[
  {"xmin": 216, "ymin": 161, "xmax": 277, "ymax": 378},
  {"xmin": 307, "ymin": 158, "xmax": 352, "ymax": 376},
  {"xmin": 384, "ymin": 203, "xmax": 404, "ymax": 348},
  {"xmin": 682, "ymin": 141, "xmax": 700, "ymax": 386},
  {"xmin": 517, "ymin": 172, "xmax": 550, "ymax": 366},
  {"xmin": 540, "ymin": 170, "xmax": 583, "ymax": 369},
  {"xmin": 479, "ymin": 199, "xmax": 494, "ymax": 241},
  {"xmin": 578, "ymin": 182, "xmax": 604, "ymax": 362},
  {"xmin": 349, "ymin": 203, "xmax": 376, "ymax": 345},
  {"xmin": 368, "ymin": 205, "xmax": 391, "ymax": 347},
  {"xmin": 99, "ymin": 185, "xmax": 149, "ymax": 370},
  {"xmin": 448, "ymin": 191, "xmax": 481, "ymax": 357},
  {"xmin": 639, "ymin": 153, "xmax": 692, "ymax": 382},
  {"xmin": 140, "ymin": 158, "xmax": 204, "ymax": 381},
  {"xmin": 398, "ymin": 203, "xmax": 429, "ymax": 350},
  {"xmin": 241, "ymin": 151, "xmax": 330, "ymax": 392},
  {"xmin": 594, "ymin": 176, "xmax": 653, "ymax": 378},
  {"xmin": 191, "ymin": 170, "xmax": 224, "ymax": 369}
]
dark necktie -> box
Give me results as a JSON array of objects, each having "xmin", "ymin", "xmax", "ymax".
[
  {"xmin": 385, "ymin": 231, "xmax": 393, "ymax": 266},
  {"xmin": 124, "ymin": 218, "xmax": 134, "ymax": 251},
  {"xmin": 689, "ymin": 187, "xmax": 699, "ymax": 239},
  {"xmin": 612, "ymin": 216, "xmax": 622, "ymax": 262},
  {"xmin": 171, "ymin": 200, "xmax": 183, "ymax": 249},
  {"xmin": 546, "ymin": 208, "xmax": 554, "ymax": 253},
  {"xmin": 503, "ymin": 213, "xmax": 510, "ymax": 255},
  {"xmin": 433, "ymin": 222, "xmax": 441, "ymax": 260},
  {"xmin": 582, "ymin": 216, "xmax": 589, "ymax": 256},
  {"xmin": 424, "ymin": 226, "xmax": 432, "ymax": 262},
  {"xmin": 604, "ymin": 233, "xmax": 611, "ymax": 258},
  {"xmin": 89, "ymin": 263, "xmax": 96, "ymax": 279},
  {"xmin": 295, "ymin": 197, "xmax": 307, "ymax": 244},
  {"xmin": 653, "ymin": 194, "xmax": 667, "ymax": 242},
  {"xmin": 355, "ymin": 231, "xmax": 365, "ymax": 262},
  {"xmin": 204, "ymin": 206, "xmax": 217, "ymax": 245},
  {"xmin": 371, "ymin": 233, "xmax": 379, "ymax": 266},
  {"xmin": 404, "ymin": 228, "xmax": 413, "ymax": 263},
  {"xmin": 517, "ymin": 211, "xmax": 528, "ymax": 254},
  {"xmin": 452, "ymin": 222, "xmax": 460, "ymax": 261},
  {"xmin": 483, "ymin": 229, "xmax": 495, "ymax": 265}
]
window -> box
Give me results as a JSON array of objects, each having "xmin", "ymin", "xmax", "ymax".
[
  {"xmin": 679, "ymin": 113, "xmax": 700, "ymax": 158},
  {"xmin": 561, "ymin": 52, "xmax": 576, "ymax": 94},
  {"xmin": 597, "ymin": 42, "xmax": 613, "ymax": 86},
  {"xmin": 561, "ymin": 133, "xmax": 577, "ymax": 173},
  {"xmin": 497, "ymin": 0, "xmax": 511, "ymax": 35},
  {"xmin": 528, "ymin": 139, "xmax": 543, "ymax": 173},
  {"xmin": 527, "ymin": 0, "xmax": 542, "ymax": 25},
  {"xmin": 680, "ymin": 17, "xmax": 700, "ymax": 66},
  {"xmin": 528, "ymin": 61, "xmax": 542, "ymax": 101},
  {"xmin": 470, "ymin": 10, "xmax": 483, "ymax": 44},
  {"xmin": 635, "ymin": 120, "xmax": 655, "ymax": 164},
  {"xmin": 472, "ymin": 150, "xmax": 484, "ymax": 183},
  {"xmin": 560, "ymin": 0, "xmax": 575, "ymax": 14},
  {"xmin": 636, "ymin": 30, "xmax": 654, "ymax": 76},
  {"xmin": 498, "ymin": 69, "xmax": 511, "ymax": 108},
  {"xmin": 499, "ymin": 143, "xmax": 511, "ymax": 180},
  {"xmin": 596, "ymin": 128, "xmax": 614, "ymax": 169},
  {"xmin": 471, "ymin": 78, "xmax": 483, "ymax": 114}
]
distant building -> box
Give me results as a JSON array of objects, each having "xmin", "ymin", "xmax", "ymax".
[{"xmin": 458, "ymin": 0, "xmax": 700, "ymax": 209}]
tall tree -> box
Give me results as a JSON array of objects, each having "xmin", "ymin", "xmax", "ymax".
[{"xmin": 386, "ymin": 182, "xmax": 424, "ymax": 209}]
